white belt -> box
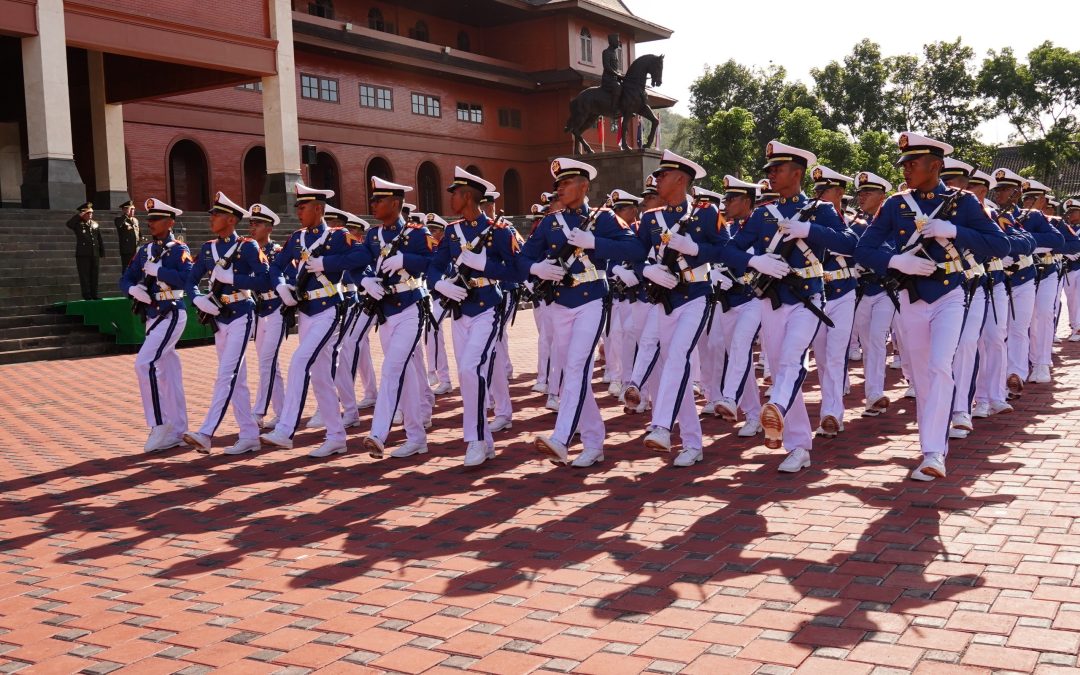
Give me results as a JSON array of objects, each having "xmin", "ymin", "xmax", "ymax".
[
  {"xmin": 1036, "ymin": 253, "xmax": 1055, "ymax": 265},
  {"xmin": 389, "ymin": 278, "xmax": 421, "ymax": 294},
  {"xmin": 1014, "ymin": 255, "xmax": 1034, "ymax": 270},
  {"xmin": 569, "ymin": 268, "xmax": 607, "ymax": 286},
  {"xmin": 936, "ymin": 260, "xmax": 965, "ymax": 275},
  {"xmin": 219, "ymin": 291, "xmax": 252, "ymax": 305},
  {"xmin": 303, "ymin": 283, "xmax": 342, "ymax": 300},
  {"xmin": 678, "ymin": 263, "xmax": 711, "ymax": 283},
  {"xmin": 791, "ymin": 263, "xmax": 824, "ymax": 280},
  {"xmin": 987, "ymin": 260, "xmax": 1004, "ymax": 272},
  {"xmin": 154, "ymin": 289, "xmax": 184, "ymax": 300},
  {"xmin": 822, "ymin": 268, "xmax": 854, "ymax": 283},
  {"xmin": 967, "ymin": 263, "xmax": 986, "ymax": 277}
]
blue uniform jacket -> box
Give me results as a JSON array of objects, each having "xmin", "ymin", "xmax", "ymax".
[
  {"xmin": 256, "ymin": 242, "xmax": 285, "ymax": 317},
  {"xmin": 119, "ymin": 233, "xmax": 194, "ymax": 319},
  {"xmin": 855, "ymin": 184, "xmax": 1009, "ymax": 304},
  {"xmin": 271, "ymin": 222, "xmax": 373, "ymax": 317},
  {"xmin": 822, "ymin": 211, "xmax": 858, "ymax": 301},
  {"xmin": 427, "ymin": 212, "xmax": 518, "ymax": 318},
  {"xmin": 720, "ymin": 218, "xmax": 755, "ymax": 309},
  {"xmin": 728, "ymin": 193, "xmax": 856, "ymax": 306},
  {"xmin": 518, "ymin": 202, "xmax": 646, "ymax": 309},
  {"xmin": 992, "ymin": 208, "xmax": 1037, "ymax": 286},
  {"xmin": 186, "ymin": 235, "xmax": 270, "ymax": 325},
  {"xmin": 851, "ymin": 216, "xmax": 886, "ymax": 298},
  {"xmin": 362, "ymin": 218, "xmax": 434, "ymax": 318},
  {"xmin": 1020, "ymin": 208, "xmax": 1066, "ymax": 276}
]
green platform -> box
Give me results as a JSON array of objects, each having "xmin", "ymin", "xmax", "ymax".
[{"xmin": 60, "ymin": 298, "xmax": 214, "ymax": 345}]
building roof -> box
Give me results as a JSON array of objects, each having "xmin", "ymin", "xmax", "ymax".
[
  {"xmin": 992, "ymin": 145, "xmax": 1080, "ymax": 198},
  {"xmin": 519, "ymin": 0, "xmax": 671, "ymax": 42}
]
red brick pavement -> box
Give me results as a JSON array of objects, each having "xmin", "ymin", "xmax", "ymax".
[{"xmin": 1, "ymin": 308, "xmax": 1079, "ymax": 674}]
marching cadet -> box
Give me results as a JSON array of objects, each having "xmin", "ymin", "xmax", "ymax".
[
  {"xmin": 260, "ymin": 183, "xmax": 372, "ymax": 458},
  {"xmin": 1062, "ymin": 199, "xmax": 1080, "ymax": 342},
  {"xmin": 121, "ymin": 198, "xmax": 193, "ymax": 452},
  {"xmin": 606, "ymin": 188, "xmax": 644, "ymax": 401},
  {"xmin": 808, "ymin": 165, "xmax": 858, "ymax": 438},
  {"xmin": 479, "ymin": 189, "xmax": 515, "ymax": 433},
  {"xmin": 710, "ymin": 175, "xmax": 764, "ymax": 437},
  {"xmin": 428, "ymin": 167, "xmax": 519, "ymax": 467},
  {"xmin": 526, "ymin": 158, "xmax": 646, "ymax": 467},
  {"xmin": 115, "ymin": 200, "xmax": 140, "ymax": 267},
  {"xmin": 359, "ymin": 176, "xmax": 435, "ymax": 459},
  {"xmin": 248, "ymin": 203, "xmax": 286, "ymax": 430},
  {"xmin": 423, "ymin": 213, "xmax": 454, "ymax": 394},
  {"xmin": 690, "ymin": 185, "xmax": 726, "ymax": 410},
  {"xmin": 726, "ymin": 142, "xmax": 855, "ymax": 472},
  {"xmin": 182, "ymin": 192, "xmax": 270, "ymax": 455},
  {"xmin": 67, "ymin": 202, "xmax": 106, "ymax": 300},
  {"xmin": 856, "ymin": 132, "xmax": 1008, "ymax": 480},
  {"xmin": 1021, "ymin": 178, "xmax": 1070, "ymax": 383},
  {"xmin": 849, "ymin": 171, "xmax": 895, "ymax": 418}
]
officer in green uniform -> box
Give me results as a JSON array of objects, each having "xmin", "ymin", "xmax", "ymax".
[
  {"xmin": 114, "ymin": 200, "xmax": 140, "ymax": 266},
  {"xmin": 66, "ymin": 202, "xmax": 105, "ymax": 300}
]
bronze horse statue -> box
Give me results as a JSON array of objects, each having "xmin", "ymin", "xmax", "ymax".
[{"xmin": 565, "ymin": 53, "xmax": 664, "ymax": 155}]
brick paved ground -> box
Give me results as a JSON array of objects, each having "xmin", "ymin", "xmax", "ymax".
[{"xmin": 1, "ymin": 308, "xmax": 1079, "ymax": 674}]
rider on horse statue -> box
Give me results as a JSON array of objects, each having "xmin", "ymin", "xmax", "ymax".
[{"xmin": 601, "ymin": 34, "xmax": 622, "ymax": 111}]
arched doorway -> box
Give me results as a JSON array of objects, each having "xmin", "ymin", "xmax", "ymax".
[
  {"xmin": 365, "ymin": 156, "xmax": 393, "ymax": 204},
  {"xmin": 502, "ymin": 168, "xmax": 523, "ymax": 215},
  {"xmin": 168, "ymin": 139, "xmax": 209, "ymax": 212},
  {"xmin": 309, "ymin": 151, "xmax": 340, "ymax": 206},
  {"xmin": 243, "ymin": 146, "xmax": 266, "ymax": 206},
  {"xmin": 416, "ymin": 162, "xmax": 440, "ymax": 215}
]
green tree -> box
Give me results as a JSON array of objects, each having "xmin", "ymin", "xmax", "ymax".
[
  {"xmin": 811, "ymin": 39, "xmax": 894, "ymax": 136},
  {"xmin": 656, "ymin": 108, "xmax": 696, "ymax": 156},
  {"xmin": 696, "ymin": 106, "xmax": 757, "ymax": 188}
]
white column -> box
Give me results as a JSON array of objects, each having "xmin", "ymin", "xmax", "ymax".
[
  {"xmin": 260, "ymin": 0, "xmax": 301, "ymax": 210},
  {"xmin": 88, "ymin": 51, "xmax": 130, "ymax": 207}
]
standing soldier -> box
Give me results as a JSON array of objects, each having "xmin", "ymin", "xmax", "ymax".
[
  {"xmin": 67, "ymin": 202, "xmax": 105, "ymax": 300},
  {"xmin": 120, "ymin": 198, "xmax": 193, "ymax": 452},
  {"xmin": 115, "ymin": 200, "xmax": 140, "ymax": 267},
  {"xmin": 248, "ymin": 203, "xmax": 286, "ymax": 430},
  {"xmin": 183, "ymin": 192, "xmax": 270, "ymax": 455}
]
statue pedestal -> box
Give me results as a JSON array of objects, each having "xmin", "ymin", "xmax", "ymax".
[{"xmin": 556, "ymin": 149, "xmax": 663, "ymax": 205}]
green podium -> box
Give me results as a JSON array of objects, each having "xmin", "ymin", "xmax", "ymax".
[{"xmin": 61, "ymin": 298, "xmax": 214, "ymax": 345}]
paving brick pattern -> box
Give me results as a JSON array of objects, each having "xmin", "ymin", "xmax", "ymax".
[{"xmin": 1, "ymin": 308, "xmax": 1079, "ymax": 674}]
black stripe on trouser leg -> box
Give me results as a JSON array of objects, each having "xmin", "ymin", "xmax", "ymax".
[
  {"xmin": 733, "ymin": 326, "xmax": 761, "ymax": 401},
  {"xmin": 943, "ymin": 295, "xmax": 971, "ymax": 449},
  {"xmin": 329, "ymin": 305, "xmax": 356, "ymax": 380},
  {"xmin": 350, "ymin": 312, "xmax": 377, "ymax": 382},
  {"xmin": 146, "ymin": 311, "xmax": 178, "ymax": 427},
  {"xmin": 260, "ymin": 313, "xmax": 288, "ymax": 417},
  {"xmin": 637, "ymin": 340, "xmax": 661, "ymax": 390},
  {"xmin": 782, "ymin": 304, "xmax": 825, "ymax": 414},
  {"xmin": 967, "ymin": 293, "xmax": 990, "ymax": 407},
  {"xmin": 666, "ymin": 301, "xmax": 711, "ymax": 431},
  {"xmin": 473, "ymin": 309, "xmax": 503, "ymax": 440},
  {"xmin": 560, "ymin": 302, "xmax": 607, "ymax": 446},
  {"xmin": 289, "ymin": 310, "xmax": 341, "ymax": 438},
  {"xmin": 386, "ymin": 307, "xmax": 426, "ymax": 434},
  {"xmin": 208, "ymin": 313, "xmax": 254, "ymax": 435}
]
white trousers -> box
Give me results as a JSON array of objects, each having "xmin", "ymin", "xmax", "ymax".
[
  {"xmin": 136, "ymin": 309, "xmax": 188, "ymax": 432},
  {"xmin": 425, "ymin": 313, "xmax": 451, "ymax": 386},
  {"xmin": 332, "ymin": 306, "xmax": 378, "ymax": 415},
  {"xmin": 975, "ymin": 284, "xmax": 1009, "ymax": 406},
  {"xmin": 452, "ymin": 308, "xmax": 501, "ymax": 443},
  {"xmin": 698, "ymin": 302, "xmax": 728, "ymax": 403},
  {"xmin": 197, "ymin": 313, "xmax": 258, "ymax": 440},
  {"xmin": 620, "ymin": 300, "xmax": 653, "ymax": 387},
  {"xmin": 759, "ymin": 298, "xmax": 821, "ymax": 451},
  {"xmin": 899, "ymin": 290, "xmax": 966, "ymax": 457},
  {"xmin": 253, "ymin": 310, "xmax": 286, "ymax": 419},
  {"xmin": 488, "ymin": 298, "xmax": 514, "ymax": 419},
  {"xmin": 628, "ymin": 303, "xmax": 663, "ymax": 404},
  {"xmin": 650, "ymin": 296, "xmax": 710, "ymax": 450},
  {"xmin": 1006, "ymin": 280, "xmax": 1036, "ymax": 380},
  {"xmin": 1030, "ymin": 271, "xmax": 1059, "ymax": 367},
  {"xmin": 606, "ymin": 299, "xmax": 633, "ymax": 385},
  {"xmin": 952, "ymin": 286, "xmax": 987, "ymax": 413},
  {"xmin": 854, "ymin": 292, "xmax": 895, "ymax": 404},
  {"xmin": 719, "ymin": 300, "xmax": 762, "ymax": 419},
  {"xmin": 371, "ymin": 304, "xmax": 427, "ymax": 444},
  {"xmin": 277, "ymin": 308, "xmax": 346, "ymax": 443},
  {"xmin": 534, "ymin": 302, "xmax": 551, "ymax": 386},
  {"xmin": 811, "ymin": 291, "xmax": 856, "ymax": 423},
  {"xmin": 1065, "ymin": 269, "xmax": 1080, "ymax": 331},
  {"xmin": 547, "ymin": 301, "xmax": 606, "ymax": 450}
]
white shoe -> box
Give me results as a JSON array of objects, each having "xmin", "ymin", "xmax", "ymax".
[
  {"xmin": 357, "ymin": 397, "xmax": 377, "ymax": 410},
  {"xmin": 903, "ymin": 385, "xmax": 916, "ymax": 398},
  {"xmin": 848, "ymin": 347, "xmax": 862, "ymax": 362},
  {"xmin": 888, "ymin": 355, "xmax": 902, "ymax": 370},
  {"xmin": 571, "ymin": 447, "xmax": 604, "ymax": 467},
  {"xmin": 951, "ymin": 412, "xmax": 973, "ymax": 431},
  {"xmin": 673, "ymin": 447, "xmax": 703, "ymax": 466},
  {"xmin": 464, "ymin": 440, "xmax": 489, "ymax": 467},
  {"xmin": 862, "ymin": 395, "xmax": 890, "ymax": 417},
  {"xmin": 306, "ymin": 411, "xmax": 326, "ymax": 429},
  {"xmin": 545, "ymin": 394, "xmax": 560, "ymax": 412},
  {"xmin": 362, "ymin": 435, "xmax": 385, "ymax": 458},
  {"xmin": 643, "ymin": 427, "xmax": 671, "ymax": 452},
  {"xmin": 424, "ymin": 417, "xmax": 433, "ymax": 430},
  {"xmin": 1069, "ymin": 329, "xmax": 1080, "ymax": 342},
  {"xmin": 534, "ymin": 435, "xmax": 569, "ymax": 464},
  {"xmin": 602, "ymin": 371, "xmax": 612, "ymax": 384},
  {"xmin": 531, "ymin": 382, "xmax": 547, "ymax": 394},
  {"xmin": 433, "ymin": 382, "xmax": 453, "ymax": 395},
  {"xmin": 144, "ymin": 424, "xmax": 171, "ymax": 451},
  {"xmin": 778, "ymin": 447, "xmax": 811, "ymax": 473},
  {"xmin": 390, "ymin": 441, "xmax": 428, "ymax": 458},
  {"xmin": 254, "ymin": 415, "xmax": 264, "ymax": 430},
  {"xmin": 183, "ymin": 431, "xmax": 212, "ymax": 454},
  {"xmin": 146, "ymin": 430, "xmax": 183, "ymax": 452},
  {"xmin": 737, "ymin": 418, "xmax": 762, "ymax": 437},
  {"xmin": 911, "ymin": 454, "xmax": 946, "ymax": 481},
  {"xmin": 988, "ymin": 400, "xmax": 1014, "ymax": 415},
  {"xmin": 489, "ymin": 416, "xmax": 513, "ymax": 432},
  {"xmin": 308, "ymin": 440, "xmax": 348, "ymax": 458},
  {"xmin": 949, "ymin": 427, "xmax": 969, "ymax": 439},
  {"xmin": 393, "ymin": 411, "xmax": 403, "ymax": 425},
  {"xmin": 427, "ymin": 372, "xmax": 439, "ymax": 387},
  {"xmin": 713, "ymin": 398, "xmax": 738, "ymax": 422},
  {"xmin": 763, "ymin": 385, "xmax": 773, "ymax": 398},
  {"xmin": 224, "ymin": 438, "xmax": 261, "ymax": 455},
  {"xmin": 342, "ymin": 413, "xmax": 362, "ymax": 429},
  {"xmin": 260, "ymin": 430, "xmax": 293, "ymax": 449},
  {"xmin": 971, "ymin": 401, "xmax": 990, "ymax": 418},
  {"xmin": 1029, "ymin": 364, "xmax": 1051, "ymax": 383},
  {"xmin": 607, "ymin": 381, "xmax": 622, "ymax": 397},
  {"xmin": 261, "ymin": 416, "xmax": 279, "ymax": 430}
]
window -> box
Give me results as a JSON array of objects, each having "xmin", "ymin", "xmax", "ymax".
[
  {"xmin": 368, "ymin": 8, "xmax": 384, "ymax": 31},
  {"xmin": 307, "ymin": 0, "xmax": 333, "ymax": 19},
  {"xmin": 457, "ymin": 30, "xmax": 470, "ymax": 52},
  {"xmin": 579, "ymin": 27, "xmax": 592, "ymax": 64},
  {"xmin": 360, "ymin": 84, "xmax": 393, "ymax": 110},
  {"xmin": 498, "ymin": 108, "xmax": 521, "ymax": 129},
  {"xmin": 409, "ymin": 20, "xmax": 429, "ymax": 42},
  {"xmin": 411, "ymin": 93, "xmax": 440, "ymax": 117},
  {"xmin": 456, "ymin": 102, "xmax": 483, "ymax": 124},
  {"xmin": 300, "ymin": 74, "xmax": 338, "ymax": 102},
  {"xmin": 237, "ymin": 82, "xmax": 263, "ymax": 93}
]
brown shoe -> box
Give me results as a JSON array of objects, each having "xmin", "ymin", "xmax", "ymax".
[
  {"xmin": 862, "ymin": 395, "xmax": 890, "ymax": 417},
  {"xmin": 362, "ymin": 435, "xmax": 385, "ymax": 459},
  {"xmin": 623, "ymin": 385, "xmax": 641, "ymax": 413},
  {"xmin": 1006, "ymin": 373, "xmax": 1024, "ymax": 398},
  {"xmin": 761, "ymin": 403, "xmax": 784, "ymax": 450},
  {"xmin": 818, "ymin": 415, "xmax": 841, "ymax": 438}
]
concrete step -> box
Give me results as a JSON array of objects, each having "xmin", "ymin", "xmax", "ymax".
[
  {"xmin": 0, "ymin": 342, "xmax": 119, "ymax": 365},
  {"xmin": 0, "ymin": 322, "xmax": 103, "ymax": 340},
  {"xmin": 0, "ymin": 331, "xmax": 112, "ymax": 352},
  {"xmin": 0, "ymin": 312, "xmax": 82, "ymax": 330}
]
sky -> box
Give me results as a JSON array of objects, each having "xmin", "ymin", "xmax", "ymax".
[{"xmin": 622, "ymin": 0, "xmax": 1076, "ymax": 145}]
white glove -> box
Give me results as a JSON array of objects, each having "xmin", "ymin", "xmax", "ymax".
[
  {"xmin": 524, "ymin": 280, "xmax": 535, "ymax": 293},
  {"xmin": 566, "ymin": 228, "xmax": 596, "ymax": 249},
  {"xmin": 193, "ymin": 295, "xmax": 220, "ymax": 316},
  {"xmin": 435, "ymin": 279, "xmax": 468, "ymax": 302},
  {"xmin": 531, "ymin": 259, "xmax": 565, "ymax": 282},
  {"xmin": 276, "ymin": 282, "xmax": 298, "ymax": 306},
  {"xmin": 128, "ymin": 285, "xmax": 152, "ymax": 305},
  {"xmin": 778, "ymin": 218, "xmax": 810, "ymax": 239},
  {"xmin": 143, "ymin": 260, "xmax": 161, "ymax": 276},
  {"xmin": 613, "ymin": 265, "xmax": 639, "ymax": 287},
  {"xmin": 716, "ymin": 273, "xmax": 734, "ymax": 291},
  {"xmin": 748, "ymin": 253, "xmax": 789, "ymax": 279},
  {"xmin": 210, "ymin": 265, "xmax": 234, "ymax": 285},
  {"xmin": 888, "ymin": 251, "xmax": 936, "ymax": 276},
  {"xmin": 922, "ymin": 218, "xmax": 957, "ymax": 239},
  {"xmin": 1001, "ymin": 256, "xmax": 1014, "ymax": 267},
  {"xmin": 666, "ymin": 232, "xmax": 699, "ymax": 256},
  {"xmin": 360, "ymin": 276, "xmax": 385, "ymax": 300},
  {"xmin": 642, "ymin": 264, "xmax": 678, "ymax": 289},
  {"xmin": 459, "ymin": 246, "xmax": 487, "ymax": 272},
  {"xmin": 380, "ymin": 251, "xmax": 404, "ymax": 274},
  {"xmin": 1033, "ymin": 246, "xmax": 1052, "ymax": 254},
  {"xmin": 306, "ymin": 256, "xmax": 325, "ymax": 273}
]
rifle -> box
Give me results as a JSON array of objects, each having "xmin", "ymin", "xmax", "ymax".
[
  {"xmin": 644, "ymin": 205, "xmax": 700, "ymax": 315},
  {"xmin": 196, "ymin": 240, "xmax": 245, "ymax": 333},
  {"xmin": 535, "ymin": 199, "xmax": 612, "ymax": 305},
  {"xmin": 882, "ymin": 188, "xmax": 964, "ymax": 304},
  {"xmin": 855, "ymin": 264, "xmax": 901, "ymax": 311},
  {"xmin": 131, "ymin": 242, "xmax": 164, "ymax": 321},
  {"xmin": 436, "ymin": 218, "xmax": 499, "ymax": 321},
  {"xmin": 281, "ymin": 238, "xmax": 331, "ymax": 329},
  {"xmin": 361, "ymin": 224, "xmax": 412, "ymax": 326}
]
